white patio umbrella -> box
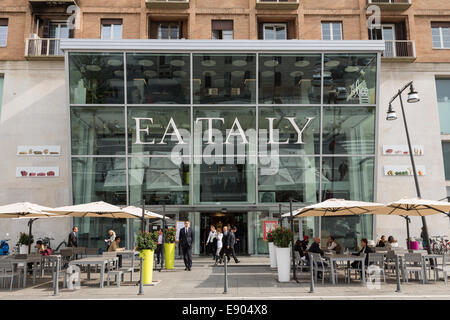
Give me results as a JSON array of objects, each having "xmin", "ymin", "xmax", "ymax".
[
  {"xmin": 370, "ymin": 197, "xmax": 450, "ymax": 247},
  {"xmin": 0, "ymin": 202, "xmax": 58, "ymax": 253},
  {"xmin": 47, "ymin": 201, "xmax": 137, "ymax": 219},
  {"xmin": 282, "ymin": 198, "xmax": 386, "ymax": 217},
  {"xmin": 121, "ymin": 205, "xmax": 165, "ymax": 220}
]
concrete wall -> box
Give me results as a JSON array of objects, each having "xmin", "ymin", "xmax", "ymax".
[
  {"xmin": 375, "ymin": 62, "xmax": 450, "ymax": 245},
  {"xmin": 0, "ymin": 60, "xmax": 71, "ymax": 249}
]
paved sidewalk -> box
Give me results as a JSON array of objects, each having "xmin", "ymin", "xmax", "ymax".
[{"xmin": 0, "ymin": 256, "xmax": 449, "ymax": 300}]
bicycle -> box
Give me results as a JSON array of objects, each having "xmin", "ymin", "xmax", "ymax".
[
  {"xmin": 37, "ymin": 236, "xmax": 55, "ymax": 249},
  {"xmin": 429, "ymin": 235, "xmax": 449, "ymax": 254},
  {"xmin": 54, "ymin": 240, "xmax": 68, "ymax": 252}
]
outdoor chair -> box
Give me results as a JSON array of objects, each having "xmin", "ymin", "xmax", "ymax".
[
  {"xmin": 402, "ymin": 253, "xmax": 426, "ymax": 284},
  {"xmin": 294, "ymin": 251, "xmax": 309, "ymax": 273},
  {"xmin": 349, "ymin": 254, "xmax": 367, "ymax": 283},
  {"xmin": 102, "ymin": 252, "xmax": 118, "ymax": 271},
  {"xmin": 435, "ymin": 254, "xmax": 450, "ymax": 285},
  {"xmin": 119, "ymin": 252, "xmax": 135, "ymax": 282},
  {"xmin": 60, "ymin": 248, "xmax": 74, "ymax": 268},
  {"xmin": 0, "ymin": 261, "xmax": 21, "ymax": 291},
  {"xmin": 367, "ymin": 253, "xmax": 386, "ymax": 283},
  {"xmin": 309, "ymin": 253, "xmax": 338, "ymax": 284}
]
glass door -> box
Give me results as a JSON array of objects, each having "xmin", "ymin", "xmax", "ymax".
[
  {"xmin": 49, "ymin": 22, "xmax": 70, "ymax": 55},
  {"xmin": 382, "ymin": 25, "xmax": 396, "ymax": 57}
]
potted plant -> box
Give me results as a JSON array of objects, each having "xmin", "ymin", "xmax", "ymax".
[
  {"xmin": 267, "ymin": 230, "xmax": 277, "ymax": 268},
  {"xmin": 272, "ymin": 226, "xmax": 293, "ymax": 282},
  {"xmin": 164, "ymin": 227, "xmax": 176, "ymax": 270},
  {"xmin": 135, "ymin": 231, "xmax": 158, "ymax": 284},
  {"xmin": 17, "ymin": 232, "xmax": 33, "ymax": 254}
]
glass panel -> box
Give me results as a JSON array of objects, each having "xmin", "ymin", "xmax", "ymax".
[
  {"xmin": 322, "ymin": 23, "xmax": 331, "ymax": 40},
  {"xmin": 69, "ymin": 52, "xmax": 125, "ymax": 104},
  {"xmin": 264, "ymin": 26, "xmax": 275, "ymax": 40},
  {"xmin": 128, "ymin": 157, "xmax": 190, "ymax": 206},
  {"xmin": 169, "ymin": 24, "xmax": 179, "ymax": 39},
  {"xmin": 128, "ymin": 107, "xmax": 190, "ymax": 155},
  {"xmin": 322, "ymin": 106, "xmax": 375, "ymax": 155},
  {"xmin": 442, "ymin": 142, "xmax": 450, "ymax": 180},
  {"xmin": 159, "ymin": 24, "xmax": 169, "ymax": 39},
  {"xmin": 382, "ymin": 26, "xmax": 394, "ymax": 41},
  {"xmin": 332, "ymin": 23, "xmax": 342, "ymax": 40},
  {"xmin": 212, "ymin": 30, "xmax": 221, "ymax": 40},
  {"xmin": 71, "ymin": 106, "xmax": 125, "ymax": 155},
  {"xmin": 323, "ymin": 53, "xmax": 377, "ymax": 105},
  {"xmin": 321, "ymin": 156, "xmax": 374, "ymax": 202},
  {"xmin": 0, "ymin": 25, "xmax": 8, "ymax": 47},
  {"xmin": 275, "ymin": 26, "xmax": 287, "ymax": 40},
  {"xmin": 435, "ymin": 79, "xmax": 450, "ymax": 134},
  {"xmin": 72, "ymin": 157, "xmax": 127, "ymax": 205},
  {"xmin": 127, "ymin": 53, "xmax": 190, "ymax": 104},
  {"xmin": 193, "ymin": 107, "xmax": 256, "ymax": 156},
  {"xmin": 101, "ymin": 24, "xmax": 111, "ymax": 40},
  {"xmin": 193, "ymin": 156, "xmax": 256, "ymax": 203},
  {"xmin": 259, "ymin": 54, "xmax": 322, "ymax": 104},
  {"xmin": 222, "ymin": 30, "xmax": 233, "ymax": 40},
  {"xmin": 258, "ymin": 106, "xmax": 320, "ymax": 155},
  {"xmin": 443, "ymin": 28, "xmax": 450, "ymax": 48},
  {"xmin": 193, "ymin": 54, "xmax": 256, "ymax": 104},
  {"xmin": 321, "ymin": 215, "xmax": 373, "ymax": 251},
  {"xmin": 258, "ymin": 156, "xmax": 320, "ymax": 203},
  {"xmin": 113, "ymin": 24, "xmax": 123, "ymax": 40},
  {"xmin": 73, "ymin": 217, "xmax": 128, "ymax": 251},
  {"xmin": 432, "ymin": 27, "xmax": 442, "ymax": 48}
]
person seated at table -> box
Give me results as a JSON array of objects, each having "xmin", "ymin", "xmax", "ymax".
[
  {"xmin": 108, "ymin": 236, "xmax": 125, "ymax": 252},
  {"xmin": 386, "ymin": 236, "xmax": 399, "ymax": 249},
  {"xmin": 306, "ymin": 237, "xmax": 327, "ymax": 279},
  {"xmin": 35, "ymin": 240, "xmax": 52, "ymax": 256},
  {"xmin": 326, "ymin": 236, "xmax": 342, "ymax": 254},
  {"xmin": 376, "ymin": 235, "xmax": 387, "ymax": 247},
  {"xmin": 351, "ymin": 238, "xmax": 373, "ymax": 271}
]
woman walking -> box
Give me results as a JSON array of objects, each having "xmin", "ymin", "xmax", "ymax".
[
  {"xmin": 206, "ymin": 225, "xmax": 217, "ymax": 260},
  {"xmin": 214, "ymin": 227, "xmax": 223, "ymax": 266}
]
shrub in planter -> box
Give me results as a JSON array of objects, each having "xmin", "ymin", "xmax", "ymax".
[
  {"xmin": 135, "ymin": 231, "xmax": 158, "ymax": 251},
  {"xmin": 272, "ymin": 226, "xmax": 293, "ymax": 248},
  {"xmin": 17, "ymin": 232, "xmax": 34, "ymax": 246},
  {"xmin": 135, "ymin": 231, "xmax": 158, "ymax": 284},
  {"xmin": 165, "ymin": 227, "xmax": 176, "ymax": 244},
  {"xmin": 267, "ymin": 230, "xmax": 274, "ymax": 243},
  {"xmin": 164, "ymin": 227, "xmax": 176, "ymax": 269}
]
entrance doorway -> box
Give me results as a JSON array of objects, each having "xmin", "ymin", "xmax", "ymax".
[{"xmin": 200, "ymin": 212, "xmax": 248, "ymax": 255}]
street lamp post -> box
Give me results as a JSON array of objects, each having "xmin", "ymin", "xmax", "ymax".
[{"xmin": 386, "ymin": 81, "xmax": 432, "ymax": 254}]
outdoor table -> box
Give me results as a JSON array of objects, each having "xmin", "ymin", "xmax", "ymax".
[
  {"xmin": 323, "ymin": 254, "xmax": 366, "ymax": 285},
  {"xmin": 114, "ymin": 250, "xmax": 139, "ymax": 268},
  {"xmin": 68, "ymin": 256, "xmax": 118, "ymax": 288},
  {"xmin": 7, "ymin": 255, "xmax": 43, "ymax": 288}
]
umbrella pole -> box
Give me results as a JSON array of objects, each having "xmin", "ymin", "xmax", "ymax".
[
  {"xmin": 278, "ymin": 204, "xmax": 282, "ymax": 226},
  {"xmin": 405, "ymin": 216, "xmax": 411, "ymax": 249},
  {"xmin": 141, "ymin": 198, "xmax": 145, "ymax": 234},
  {"xmin": 290, "ymin": 200, "xmax": 298, "ymax": 283},
  {"xmin": 27, "ymin": 218, "xmax": 36, "ymax": 254}
]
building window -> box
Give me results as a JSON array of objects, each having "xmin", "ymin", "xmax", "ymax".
[
  {"xmin": 436, "ymin": 78, "xmax": 450, "ymax": 134},
  {"xmin": 212, "ymin": 20, "xmax": 233, "ymax": 40},
  {"xmin": 158, "ymin": 23, "xmax": 181, "ymax": 40},
  {"xmin": 322, "ymin": 22, "xmax": 342, "ymax": 40},
  {"xmin": 0, "ymin": 19, "xmax": 8, "ymax": 47},
  {"xmin": 101, "ymin": 19, "xmax": 123, "ymax": 40},
  {"xmin": 443, "ymin": 142, "xmax": 450, "ymax": 181},
  {"xmin": 432, "ymin": 22, "xmax": 450, "ymax": 49},
  {"xmin": 263, "ymin": 24, "xmax": 287, "ymax": 40},
  {"xmin": 0, "ymin": 75, "xmax": 3, "ymax": 117}
]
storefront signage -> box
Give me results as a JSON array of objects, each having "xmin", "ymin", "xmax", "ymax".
[
  {"xmin": 133, "ymin": 117, "xmax": 315, "ymax": 145},
  {"xmin": 382, "ymin": 145, "xmax": 424, "ymax": 156},
  {"xmin": 384, "ymin": 165, "xmax": 426, "ymax": 176},
  {"xmin": 263, "ymin": 220, "xmax": 278, "ymax": 241},
  {"xmin": 16, "ymin": 167, "xmax": 59, "ymax": 177},
  {"xmin": 17, "ymin": 145, "xmax": 61, "ymax": 156}
]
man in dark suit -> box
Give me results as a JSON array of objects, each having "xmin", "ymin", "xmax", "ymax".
[
  {"xmin": 68, "ymin": 226, "xmax": 78, "ymax": 247},
  {"xmin": 220, "ymin": 226, "xmax": 230, "ymax": 262},
  {"xmin": 306, "ymin": 237, "xmax": 327, "ymax": 279},
  {"xmin": 228, "ymin": 227, "xmax": 240, "ymax": 263},
  {"xmin": 178, "ymin": 221, "xmax": 193, "ymax": 271},
  {"xmin": 351, "ymin": 238, "xmax": 373, "ymax": 269}
]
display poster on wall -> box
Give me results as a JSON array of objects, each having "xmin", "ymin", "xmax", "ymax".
[
  {"xmin": 382, "ymin": 145, "xmax": 424, "ymax": 156},
  {"xmin": 263, "ymin": 220, "xmax": 278, "ymax": 241},
  {"xmin": 384, "ymin": 165, "xmax": 426, "ymax": 176},
  {"xmin": 175, "ymin": 221, "xmax": 186, "ymax": 241},
  {"xmin": 16, "ymin": 167, "xmax": 59, "ymax": 177},
  {"xmin": 17, "ymin": 145, "xmax": 61, "ymax": 156}
]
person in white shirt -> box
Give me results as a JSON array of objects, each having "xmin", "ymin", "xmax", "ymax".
[
  {"xmin": 155, "ymin": 229, "xmax": 163, "ymax": 264},
  {"xmin": 326, "ymin": 236, "xmax": 341, "ymax": 253},
  {"xmin": 206, "ymin": 225, "xmax": 217, "ymax": 260},
  {"xmin": 386, "ymin": 235, "xmax": 399, "ymax": 248},
  {"xmin": 214, "ymin": 228, "xmax": 224, "ymax": 265}
]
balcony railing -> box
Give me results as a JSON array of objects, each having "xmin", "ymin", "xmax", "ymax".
[
  {"xmin": 256, "ymin": 0, "xmax": 299, "ymax": 10},
  {"xmin": 367, "ymin": 0, "xmax": 412, "ymax": 10},
  {"xmin": 382, "ymin": 40, "xmax": 416, "ymax": 61},
  {"xmin": 146, "ymin": 0, "xmax": 190, "ymax": 9},
  {"xmin": 25, "ymin": 38, "xmax": 64, "ymax": 60}
]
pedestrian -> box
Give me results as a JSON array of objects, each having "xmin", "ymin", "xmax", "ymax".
[
  {"xmin": 206, "ymin": 225, "xmax": 217, "ymax": 260},
  {"xmin": 155, "ymin": 229, "xmax": 163, "ymax": 264},
  {"xmin": 376, "ymin": 235, "xmax": 387, "ymax": 247},
  {"xmin": 105, "ymin": 230, "xmax": 116, "ymax": 250},
  {"xmin": 220, "ymin": 225, "xmax": 230, "ymax": 263},
  {"xmin": 214, "ymin": 227, "xmax": 223, "ymax": 265},
  {"xmin": 68, "ymin": 226, "xmax": 78, "ymax": 247},
  {"xmin": 420, "ymin": 227, "xmax": 429, "ymax": 249},
  {"xmin": 227, "ymin": 226, "xmax": 240, "ymax": 263},
  {"xmin": 178, "ymin": 221, "xmax": 193, "ymax": 271}
]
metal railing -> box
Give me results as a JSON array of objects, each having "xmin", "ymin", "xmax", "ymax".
[
  {"xmin": 146, "ymin": 0, "xmax": 190, "ymax": 3},
  {"xmin": 367, "ymin": 0, "xmax": 411, "ymax": 4},
  {"xmin": 25, "ymin": 38, "xmax": 63, "ymax": 58},
  {"xmin": 257, "ymin": 0, "xmax": 299, "ymax": 3},
  {"xmin": 383, "ymin": 40, "xmax": 416, "ymax": 59}
]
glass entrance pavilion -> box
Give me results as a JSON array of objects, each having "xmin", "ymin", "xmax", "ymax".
[{"xmin": 62, "ymin": 39, "xmax": 384, "ymax": 254}]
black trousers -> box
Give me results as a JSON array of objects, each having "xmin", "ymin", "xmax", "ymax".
[
  {"xmin": 221, "ymin": 246, "xmax": 238, "ymax": 263},
  {"xmin": 155, "ymin": 244, "xmax": 162, "ymax": 263},
  {"xmin": 207, "ymin": 241, "xmax": 217, "ymax": 257},
  {"xmin": 182, "ymin": 245, "xmax": 192, "ymax": 269}
]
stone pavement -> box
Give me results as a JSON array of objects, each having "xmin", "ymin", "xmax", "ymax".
[{"xmin": 0, "ymin": 256, "xmax": 449, "ymax": 300}]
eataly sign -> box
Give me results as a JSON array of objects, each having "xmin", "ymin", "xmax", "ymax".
[{"xmin": 133, "ymin": 117, "xmax": 315, "ymax": 145}]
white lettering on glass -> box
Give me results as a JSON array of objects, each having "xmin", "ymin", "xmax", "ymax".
[
  {"xmin": 134, "ymin": 117, "xmax": 155, "ymax": 145},
  {"xmin": 158, "ymin": 117, "xmax": 186, "ymax": 145}
]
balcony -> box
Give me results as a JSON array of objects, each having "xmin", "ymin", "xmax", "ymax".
[
  {"xmin": 382, "ymin": 40, "xmax": 416, "ymax": 62},
  {"xmin": 146, "ymin": 0, "xmax": 190, "ymax": 9},
  {"xmin": 25, "ymin": 38, "xmax": 64, "ymax": 60},
  {"xmin": 367, "ymin": 0, "xmax": 412, "ymax": 10},
  {"xmin": 256, "ymin": 0, "xmax": 299, "ymax": 10}
]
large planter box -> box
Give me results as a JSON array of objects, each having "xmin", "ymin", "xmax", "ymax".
[
  {"xmin": 268, "ymin": 242, "xmax": 277, "ymax": 268},
  {"xmin": 276, "ymin": 247, "xmax": 291, "ymax": 282},
  {"xmin": 139, "ymin": 249, "xmax": 154, "ymax": 284},
  {"xmin": 164, "ymin": 243, "xmax": 175, "ymax": 269}
]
